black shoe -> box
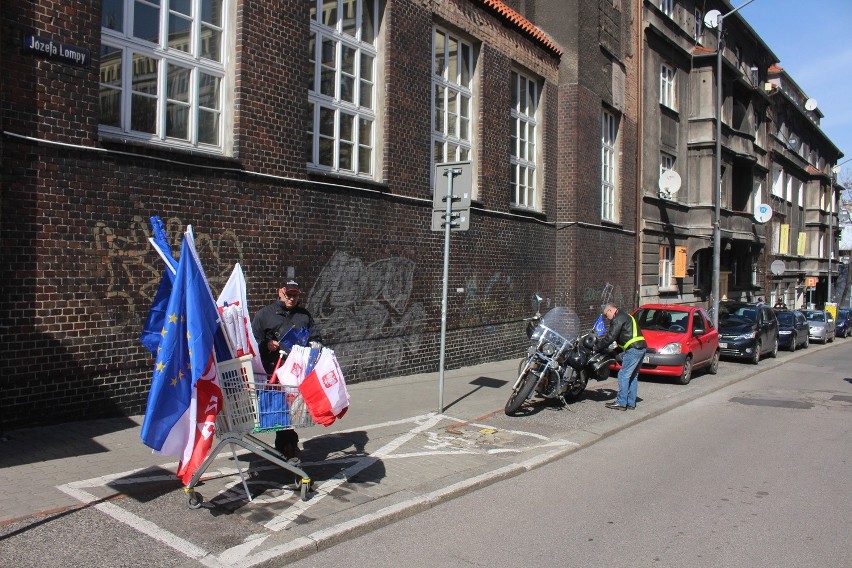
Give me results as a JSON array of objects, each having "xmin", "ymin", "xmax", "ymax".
[
  {"xmin": 605, "ymin": 402, "xmax": 627, "ymax": 411},
  {"xmin": 627, "ymin": 406, "xmax": 636, "ymax": 410}
]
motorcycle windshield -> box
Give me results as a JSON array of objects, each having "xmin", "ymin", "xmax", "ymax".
[{"xmin": 530, "ymin": 307, "xmax": 581, "ymax": 346}]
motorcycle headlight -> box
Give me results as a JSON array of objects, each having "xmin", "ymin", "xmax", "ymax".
[
  {"xmin": 657, "ymin": 342, "xmax": 682, "ymax": 355},
  {"xmin": 541, "ymin": 342, "xmax": 556, "ymax": 357},
  {"xmin": 734, "ymin": 331, "xmax": 757, "ymax": 340}
]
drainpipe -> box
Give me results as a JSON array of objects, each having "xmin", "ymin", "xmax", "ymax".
[{"xmin": 635, "ymin": 0, "xmax": 643, "ymax": 309}]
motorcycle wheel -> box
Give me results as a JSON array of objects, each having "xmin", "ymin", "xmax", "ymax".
[
  {"xmin": 562, "ymin": 371, "xmax": 588, "ymax": 403},
  {"xmin": 505, "ymin": 366, "xmax": 538, "ymax": 415}
]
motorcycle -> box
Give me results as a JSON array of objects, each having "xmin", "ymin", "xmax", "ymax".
[{"xmin": 505, "ymin": 299, "xmax": 616, "ymax": 416}]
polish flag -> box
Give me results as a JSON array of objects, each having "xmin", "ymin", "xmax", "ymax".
[{"xmin": 299, "ymin": 349, "xmax": 349, "ymax": 426}]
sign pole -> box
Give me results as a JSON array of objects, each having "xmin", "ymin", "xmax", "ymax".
[{"xmin": 438, "ymin": 168, "xmax": 460, "ymax": 413}]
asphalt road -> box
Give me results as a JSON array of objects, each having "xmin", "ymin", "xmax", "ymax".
[{"xmin": 284, "ymin": 346, "xmax": 852, "ymax": 568}]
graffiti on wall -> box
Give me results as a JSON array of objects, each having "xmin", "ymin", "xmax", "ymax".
[
  {"xmin": 305, "ymin": 251, "xmax": 425, "ymax": 378},
  {"xmin": 91, "ymin": 216, "xmax": 242, "ymax": 332},
  {"xmin": 458, "ymin": 273, "xmax": 513, "ymax": 332}
]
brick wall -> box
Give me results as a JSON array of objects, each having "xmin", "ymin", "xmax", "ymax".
[{"xmin": 0, "ymin": 0, "xmax": 566, "ymax": 428}]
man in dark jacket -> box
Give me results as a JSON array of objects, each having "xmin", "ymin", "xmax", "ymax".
[
  {"xmin": 597, "ymin": 303, "xmax": 646, "ymax": 410},
  {"xmin": 252, "ymin": 279, "xmax": 321, "ymax": 460}
]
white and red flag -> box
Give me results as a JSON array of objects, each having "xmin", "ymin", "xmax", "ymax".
[{"xmin": 299, "ymin": 349, "xmax": 349, "ymax": 426}]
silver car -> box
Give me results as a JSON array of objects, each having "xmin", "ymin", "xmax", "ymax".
[{"xmin": 801, "ymin": 310, "xmax": 836, "ymax": 343}]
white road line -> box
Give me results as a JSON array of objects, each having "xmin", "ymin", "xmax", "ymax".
[{"xmin": 56, "ymin": 483, "xmax": 222, "ymax": 567}]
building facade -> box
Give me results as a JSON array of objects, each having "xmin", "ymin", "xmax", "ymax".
[
  {"xmin": 1, "ymin": 0, "xmax": 643, "ymax": 427},
  {"xmin": 636, "ymin": 0, "xmax": 842, "ymax": 309}
]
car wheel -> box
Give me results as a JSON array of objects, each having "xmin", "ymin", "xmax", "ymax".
[
  {"xmin": 803, "ymin": 336, "xmax": 810, "ymax": 349},
  {"xmin": 769, "ymin": 337, "xmax": 778, "ymax": 358},
  {"xmin": 677, "ymin": 356, "xmax": 693, "ymax": 385},
  {"xmin": 789, "ymin": 336, "xmax": 796, "ymax": 352},
  {"xmin": 828, "ymin": 331, "xmax": 835, "ymax": 343},
  {"xmin": 707, "ymin": 349, "xmax": 719, "ymax": 375},
  {"xmin": 751, "ymin": 341, "xmax": 761, "ymax": 365}
]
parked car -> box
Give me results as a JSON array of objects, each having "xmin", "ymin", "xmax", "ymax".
[
  {"xmin": 610, "ymin": 304, "xmax": 719, "ymax": 385},
  {"xmin": 717, "ymin": 301, "xmax": 779, "ymax": 364},
  {"xmin": 801, "ymin": 309, "xmax": 835, "ymax": 343},
  {"xmin": 774, "ymin": 309, "xmax": 809, "ymax": 351},
  {"xmin": 834, "ymin": 308, "xmax": 852, "ymax": 338}
]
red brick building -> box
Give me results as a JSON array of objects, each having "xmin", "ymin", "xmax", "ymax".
[{"xmin": 0, "ymin": 0, "xmax": 639, "ymax": 427}]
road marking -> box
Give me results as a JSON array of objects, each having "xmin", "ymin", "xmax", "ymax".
[{"xmin": 56, "ymin": 410, "xmax": 553, "ymax": 567}]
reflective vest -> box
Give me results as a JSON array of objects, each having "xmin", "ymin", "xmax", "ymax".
[{"xmin": 620, "ymin": 314, "xmax": 646, "ymax": 350}]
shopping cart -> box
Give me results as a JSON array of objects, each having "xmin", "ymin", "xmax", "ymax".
[{"xmin": 184, "ymin": 355, "xmax": 314, "ymax": 508}]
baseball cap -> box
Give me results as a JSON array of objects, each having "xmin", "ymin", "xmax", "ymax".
[{"xmin": 283, "ymin": 280, "xmax": 301, "ymax": 292}]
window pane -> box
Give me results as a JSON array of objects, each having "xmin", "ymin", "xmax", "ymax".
[
  {"xmin": 341, "ymin": 0, "xmax": 356, "ymax": 37},
  {"xmin": 459, "ymin": 146, "xmax": 469, "ymax": 161},
  {"xmin": 322, "ymin": 0, "xmax": 338, "ymax": 28},
  {"xmin": 460, "ymin": 43, "xmax": 471, "ymax": 86},
  {"xmin": 166, "ymin": 101, "xmax": 189, "ymax": 139},
  {"xmin": 340, "ymin": 141, "xmax": 353, "ymax": 170},
  {"xmin": 340, "ymin": 112, "xmax": 354, "ymax": 142},
  {"xmin": 198, "ymin": 109, "xmax": 219, "ymax": 144},
  {"xmin": 358, "ymin": 117, "xmax": 372, "ymax": 145},
  {"xmin": 200, "ymin": 25, "xmax": 222, "ymax": 61},
  {"xmin": 434, "ymin": 84, "xmax": 445, "ymax": 132},
  {"xmin": 447, "ymin": 90, "xmax": 457, "ymax": 137},
  {"xmin": 133, "ymin": 2, "xmax": 161, "ymax": 44},
  {"xmin": 434, "ymin": 31, "xmax": 445, "ymax": 75},
  {"xmin": 447, "ymin": 37, "xmax": 458, "ymax": 82},
  {"xmin": 100, "ymin": 87, "xmax": 122, "ymax": 127},
  {"xmin": 308, "ymin": 32, "xmax": 316, "ymax": 91},
  {"xmin": 102, "ymin": 0, "xmax": 124, "ymax": 32},
  {"xmin": 434, "ymin": 140, "xmax": 444, "ymax": 164},
  {"xmin": 319, "ymin": 106, "xmax": 335, "ymax": 137},
  {"xmin": 511, "ymin": 72, "xmax": 518, "ymax": 109},
  {"xmin": 362, "ymin": 0, "xmax": 376, "ymax": 43},
  {"xmin": 99, "ymin": 45, "xmax": 122, "ymax": 128},
  {"xmin": 201, "ymin": 0, "xmax": 223, "ymax": 26},
  {"xmin": 319, "ymin": 137, "xmax": 334, "ymax": 166},
  {"xmin": 167, "ymin": 64, "xmax": 190, "ymax": 103},
  {"xmin": 172, "ymin": 0, "xmax": 190, "ymax": 15},
  {"xmin": 131, "ymin": 93, "xmax": 157, "ymax": 133},
  {"xmin": 320, "ymin": 37, "xmax": 336, "ymax": 97},
  {"xmin": 358, "ymin": 146, "xmax": 371, "ymax": 174},
  {"xmin": 519, "ymin": 79, "xmax": 527, "ymax": 114},
  {"xmin": 132, "ymin": 54, "xmax": 158, "ymax": 94},
  {"xmin": 198, "ymin": 72, "xmax": 220, "ymax": 110}
]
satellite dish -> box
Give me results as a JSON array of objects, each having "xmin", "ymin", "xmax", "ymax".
[
  {"xmin": 770, "ymin": 260, "xmax": 786, "ymax": 275},
  {"xmin": 658, "ymin": 170, "xmax": 682, "ymax": 198},
  {"xmin": 754, "ymin": 203, "xmax": 773, "ymax": 223},
  {"xmin": 704, "ymin": 9, "xmax": 721, "ymax": 29},
  {"xmin": 805, "ymin": 98, "xmax": 818, "ymax": 111}
]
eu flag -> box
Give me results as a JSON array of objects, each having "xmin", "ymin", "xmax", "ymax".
[
  {"xmin": 140, "ymin": 216, "xmax": 179, "ymax": 354},
  {"xmin": 593, "ymin": 314, "xmax": 607, "ymax": 337},
  {"xmin": 140, "ymin": 232, "xmax": 221, "ymax": 454}
]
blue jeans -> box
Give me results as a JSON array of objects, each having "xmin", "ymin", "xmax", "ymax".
[{"xmin": 617, "ymin": 347, "xmax": 646, "ymax": 407}]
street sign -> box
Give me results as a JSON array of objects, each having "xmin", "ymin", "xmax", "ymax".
[
  {"xmin": 431, "ymin": 209, "xmax": 470, "ymax": 231},
  {"xmin": 805, "ymin": 276, "xmax": 818, "ymax": 288},
  {"xmin": 433, "ymin": 161, "xmax": 472, "ymax": 210}
]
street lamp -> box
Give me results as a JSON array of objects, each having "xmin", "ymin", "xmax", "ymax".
[{"xmin": 704, "ymin": 0, "xmax": 758, "ymax": 327}]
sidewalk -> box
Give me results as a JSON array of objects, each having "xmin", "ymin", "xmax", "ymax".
[{"xmin": 0, "ymin": 348, "xmax": 814, "ymax": 567}]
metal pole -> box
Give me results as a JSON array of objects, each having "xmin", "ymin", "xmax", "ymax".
[
  {"xmin": 828, "ymin": 168, "xmax": 834, "ymax": 303},
  {"xmin": 712, "ymin": 18, "xmax": 723, "ymax": 328},
  {"xmin": 437, "ymin": 168, "xmax": 459, "ymax": 413}
]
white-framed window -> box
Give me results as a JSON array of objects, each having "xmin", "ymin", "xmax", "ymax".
[
  {"xmin": 308, "ymin": 0, "xmax": 379, "ymax": 176},
  {"xmin": 659, "ymin": 63, "xmax": 675, "ymax": 109},
  {"xmin": 511, "ymin": 70, "xmax": 539, "ymax": 210},
  {"xmin": 660, "ymin": 0, "xmax": 674, "ymax": 17},
  {"xmin": 432, "ymin": 27, "xmax": 474, "ymax": 169},
  {"xmin": 694, "ymin": 8, "xmax": 703, "ymax": 43},
  {"xmin": 601, "ymin": 109, "xmax": 619, "ymax": 222},
  {"xmin": 797, "ymin": 179, "xmax": 804, "ymax": 208},
  {"xmin": 100, "ymin": 0, "xmax": 227, "ymax": 151},
  {"xmin": 659, "ymin": 245, "xmax": 673, "ymax": 288}
]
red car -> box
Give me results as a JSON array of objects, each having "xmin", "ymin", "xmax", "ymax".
[{"xmin": 610, "ymin": 304, "xmax": 719, "ymax": 384}]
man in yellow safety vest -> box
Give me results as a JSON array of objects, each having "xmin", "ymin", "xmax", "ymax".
[{"xmin": 596, "ymin": 303, "xmax": 647, "ymax": 410}]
